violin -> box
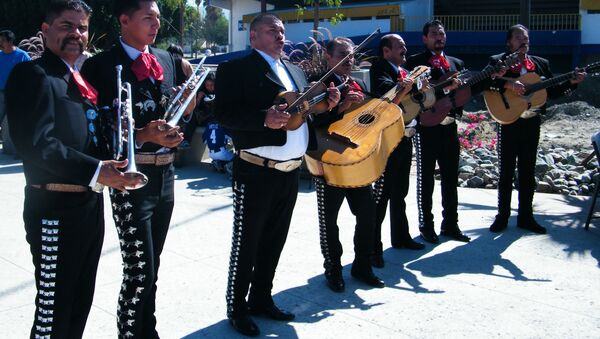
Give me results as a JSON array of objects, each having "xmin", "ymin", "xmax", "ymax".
[{"xmin": 279, "ymin": 28, "xmax": 381, "ymax": 130}]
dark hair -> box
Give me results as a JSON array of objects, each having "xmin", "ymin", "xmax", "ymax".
[
  {"xmin": 422, "ymin": 19, "xmax": 444, "ymax": 36},
  {"xmin": 249, "ymin": 13, "xmax": 281, "ymax": 32},
  {"xmin": 45, "ymin": 0, "xmax": 92, "ymax": 25},
  {"xmin": 506, "ymin": 24, "xmax": 529, "ymax": 43},
  {"xmin": 167, "ymin": 44, "xmax": 184, "ymax": 59},
  {"xmin": 0, "ymin": 30, "xmax": 16, "ymax": 44},
  {"xmin": 325, "ymin": 37, "xmax": 353, "ymax": 56},
  {"xmin": 378, "ymin": 34, "xmax": 400, "ymax": 57},
  {"xmin": 113, "ymin": 0, "xmax": 154, "ymax": 18}
]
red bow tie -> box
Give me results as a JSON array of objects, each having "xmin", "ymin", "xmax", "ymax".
[
  {"xmin": 71, "ymin": 70, "xmax": 98, "ymax": 105},
  {"xmin": 397, "ymin": 68, "xmax": 408, "ymax": 80},
  {"xmin": 510, "ymin": 56, "xmax": 536, "ymax": 74},
  {"xmin": 429, "ymin": 54, "xmax": 450, "ymax": 71},
  {"xmin": 131, "ymin": 52, "xmax": 164, "ymax": 81},
  {"xmin": 348, "ymin": 79, "xmax": 362, "ymax": 92}
]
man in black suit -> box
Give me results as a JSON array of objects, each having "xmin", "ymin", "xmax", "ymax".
[
  {"xmin": 5, "ymin": 1, "xmax": 143, "ymax": 337},
  {"xmin": 311, "ymin": 37, "xmax": 385, "ymax": 293},
  {"xmin": 216, "ymin": 14, "xmax": 339, "ymax": 336},
  {"xmin": 81, "ymin": 1, "xmax": 195, "ymax": 337},
  {"xmin": 405, "ymin": 20, "xmax": 471, "ymax": 244},
  {"xmin": 487, "ymin": 24, "xmax": 585, "ymax": 234},
  {"xmin": 369, "ymin": 33, "xmax": 425, "ymax": 268}
]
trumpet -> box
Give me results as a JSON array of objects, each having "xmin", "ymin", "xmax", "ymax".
[
  {"xmin": 114, "ymin": 65, "xmax": 148, "ymax": 190},
  {"xmin": 162, "ymin": 56, "xmax": 210, "ymax": 127}
]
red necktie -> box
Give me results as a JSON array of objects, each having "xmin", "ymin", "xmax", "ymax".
[
  {"xmin": 131, "ymin": 52, "xmax": 164, "ymax": 81},
  {"xmin": 71, "ymin": 70, "xmax": 98, "ymax": 105},
  {"xmin": 429, "ymin": 54, "xmax": 450, "ymax": 71},
  {"xmin": 510, "ymin": 56, "xmax": 536, "ymax": 74},
  {"xmin": 349, "ymin": 79, "xmax": 362, "ymax": 92},
  {"xmin": 397, "ymin": 68, "xmax": 408, "ymax": 80}
]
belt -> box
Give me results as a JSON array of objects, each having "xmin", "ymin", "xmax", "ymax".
[
  {"xmin": 135, "ymin": 152, "xmax": 175, "ymax": 166},
  {"xmin": 439, "ymin": 116, "xmax": 456, "ymax": 125},
  {"xmin": 238, "ymin": 151, "xmax": 302, "ymax": 172},
  {"xmin": 30, "ymin": 183, "xmax": 89, "ymax": 193},
  {"xmin": 520, "ymin": 110, "xmax": 539, "ymax": 119}
]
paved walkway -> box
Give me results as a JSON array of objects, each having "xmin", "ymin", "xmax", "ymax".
[{"xmin": 1, "ymin": 152, "xmax": 599, "ymax": 338}]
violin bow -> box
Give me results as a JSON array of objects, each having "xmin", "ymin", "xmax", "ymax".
[{"xmin": 288, "ymin": 28, "xmax": 382, "ymax": 110}]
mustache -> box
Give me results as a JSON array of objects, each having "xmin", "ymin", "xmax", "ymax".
[{"xmin": 60, "ymin": 37, "xmax": 84, "ymax": 52}]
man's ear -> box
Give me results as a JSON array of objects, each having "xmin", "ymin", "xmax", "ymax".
[{"xmin": 41, "ymin": 22, "xmax": 49, "ymax": 37}]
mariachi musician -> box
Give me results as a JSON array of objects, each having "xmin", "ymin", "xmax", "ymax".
[
  {"xmin": 369, "ymin": 33, "xmax": 424, "ymax": 268},
  {"xmin": 404, "ymin": 20, "xmax": 470, "ymax": 244},
  {"xmin": 215, "ymin": 14, "xmax": 340, "ymax": 337},
  {"xmin": 312, "ymin": 37, "xmax": 385, "ymax": 292},
  {"xmin": 81, "ymin": 0, "xmax": 195, "ymax": 337},
  {"xmin": 487, "ymin": 24, "xmax": 585, "ymax": 234},
  {"xmin": 5, "ymin": 1, "xmax": 142, "ymax": 337}
]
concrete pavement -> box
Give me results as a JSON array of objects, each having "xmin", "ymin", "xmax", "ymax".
[{"xmin": 1, "ymin": 152, "xmax": 599, "ymax": 338}]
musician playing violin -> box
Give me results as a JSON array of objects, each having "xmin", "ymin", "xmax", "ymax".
[
  {"xmin": 312, "ymin": 37, "xmax": 385, "ymax": 293},
  {"xmin": 405, "ymin": 20, "xmax": 471, "ymax": 244},
  {"xmin": 369, "ymin": 33, "xmax": 424, "ymax": 269},
  {"xmin": 215, "ymin": 14, "xmax": 339, "ymax": 337},
  {"xmin": 487, "ymin": 24, "xmax": 585, "ymax": 234}
]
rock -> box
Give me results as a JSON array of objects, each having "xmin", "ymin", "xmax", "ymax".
[
  {"xmin": 459, "ymin": 165, "xmax": 475, "ymax": 174},
  {"xmin": 544, "ymin": 154, "xmax": 555, "ymax": 166},
  {"xmin": 554, "ymin": 178, "xmax": 568, "ymax": 187},
  {"xmin": 548, "ymin": 169, "xmax": 563, "ymax": 180},
  {"xmin": 566, "ymin": 154, "xmax": 579, "ymax": 165},
  {"xmin": 577, "ymin": 174, "xmax": 592, "ymax": 184},
  {"xmin": 568, "ymin": 180, "xmax": 578, "ymax": 187},
  {"xmin": 458, "ymin": 172, "xmax": 471, "ymax": 180},
  {"xmin": 537, "ymin": 181, "xmax": 553, "ymax": 193},
  {"xmin": 467, "ymin": 176, "xmax": 485, "ymax": 188},
  {"xmin": 535, "ymin": 160, "xmax": 550, "ymax": 175}
]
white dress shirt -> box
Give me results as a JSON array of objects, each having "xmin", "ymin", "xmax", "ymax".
[{"xmin": 244, "ymin": 49, "xmax": 309, "ymax": 161}]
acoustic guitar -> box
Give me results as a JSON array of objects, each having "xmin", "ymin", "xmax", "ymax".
[
  {"xmin": 484, "ymin": 61, "xmax": 600, "ymax": 124},
  {"xmin": 419, "ymin": 53, "xmax": 521, "ymax": 127},
  {"xmin": 304, "ymin": 67, "xmax": 429, "ymax": 188}
]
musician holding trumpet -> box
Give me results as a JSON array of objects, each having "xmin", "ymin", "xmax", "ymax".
[
  {"xmin": 81, "ymin": 0, "xmax": 196, "ymax": 337},
  {"xmin": 5, "ymin": 1, "xmax": 145, "ymax": 337}
]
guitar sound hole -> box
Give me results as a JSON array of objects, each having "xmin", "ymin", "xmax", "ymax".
[{"xmin": 358, "ymin": 113, "xmax": 375, "ymax": 125}]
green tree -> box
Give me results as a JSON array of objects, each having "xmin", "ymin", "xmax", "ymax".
[{"xmin": 199, "ymin": 5, "xmax": 228, "ymax": 48}]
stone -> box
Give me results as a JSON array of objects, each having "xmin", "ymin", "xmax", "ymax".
[
  {"xmin": 459, "ymin": 165, "xmax": 475, "ymax": 174},
  {"xmin": 467, "ymin": 176, "xmax": 485, "ymax": 188},
  {"xmin": 537, "ymin": 181, "xmax": 553, "ymax": 193}
]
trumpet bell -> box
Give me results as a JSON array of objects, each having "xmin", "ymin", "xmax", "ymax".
[{"xmin": 123, "ymin": 171, "xmax": 148, "ymax": 190}]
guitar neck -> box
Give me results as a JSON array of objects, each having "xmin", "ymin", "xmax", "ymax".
[
  {"xmin": 526, "ymin": 71, "xmax": 574, "ymax": 94},
  {"xmin": 289, "ymin": 83, "xmax": 349, "ymax": 115}
]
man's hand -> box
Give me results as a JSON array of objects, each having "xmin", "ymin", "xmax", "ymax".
[
  {"xmin": 392, "ymin": 78, "xmax": 415, "ymax": 104},
  {"xmin": 338, "ymin": 89, "xmax": 364, "ymax": 114},
  {"xmin": 326, "ymin": 82, "xmax": 341, "ymax": 111},
  {"xmin": 265, "ymin": 104, "xmax": 290, "ymax": 129},
  {"xmin": 506, "ymin": 80, "xmax": 526, "ymax": 96},
  {"xmin": 97, "ymin": 159, "xmax": 143, "ymax": 192},
  {"xmin": 570, "ymin": 71, "xmax": 586, "ymax": 85},
  {"xmin": 170, "ymin": 85, "xmax": 197, "ymax": 117},
  {"xmin": 444, "ymin": 77, "xmax": 462, "ymax": 93},
  {"xmin": 136, "ymin": 119, "xmax": 184, "ymax": 148}
]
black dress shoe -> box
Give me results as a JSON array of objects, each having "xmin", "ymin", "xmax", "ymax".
[
  {"xmin": 351, "ymin": 267, "xmax": 385, "ymax": 288},
  {"xmin": 370, "ymin": 254, "xmax": 384, "ymax": 268},
  {"xmin": 440, "ymin": 228, "xmax": 471, "ymax": 242},
  {"xmin": 419, "ymin": 228, "xmax": 439, "ymax": 244},
  {"xmin": 249, "ymin": 303, "xmax": 295, "ymax": 321},
  {"xmin": 229, "ymin": 314, "xmax": 260, "ymax": 337},
  {"xmin": 517, "ymin": 217, "xmax": 547, "ymax": 234},
  {"xmin": 393, "ymin": 239, "xmax": 425, "ymax": 250},
  {"xmin": 325, "ymin": 273, "xmax": 345, "ymax": 292},
  {"xmin": 489, "ymin": 216, "xmax": 508, "ymax": 233}
]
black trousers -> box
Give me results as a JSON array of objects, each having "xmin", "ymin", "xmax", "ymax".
[
  {"xmin": 496, "ymin": 116, "xmax": 541, "ymax": 219},
  {"xmin": 110, "ymin": 163, "xmax": 175, "ymax": 339},
  {"xmin": 313, "ymin": 177, "xmax": 376, "ymax": 272},
  {"xmin": 414, "ymin": 122, "xmax": 460, "ymax": 230},
  {"xmin": 23, "ymin": 187, "xmax": 104, "ymax": 339},
  {"xmin": 373, "ymin": 137, "xmax": 413, "ymax": 254},
  {"xmin": 226, "ymin": 157, "xmax": 298, "ymax": 317}
]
